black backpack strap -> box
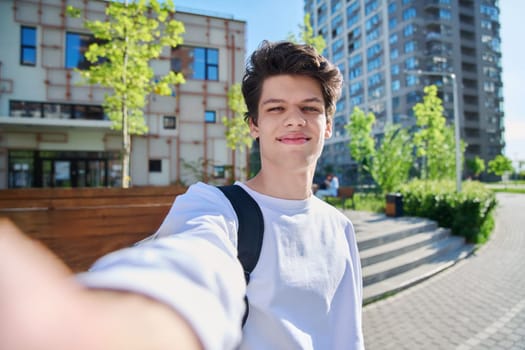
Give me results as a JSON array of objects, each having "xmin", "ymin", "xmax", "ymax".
[{"xmin": 218, "ymin": 184, "xmax": 264, "ymax": 327}]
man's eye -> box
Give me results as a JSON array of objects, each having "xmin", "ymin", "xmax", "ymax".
[
  {"xmin": 268, "ymin": 106, "xmax": 284, "ymax": 112},
  {"xmin": 303, "ymin": 106, "xmax": 320, "ymax": 112}
]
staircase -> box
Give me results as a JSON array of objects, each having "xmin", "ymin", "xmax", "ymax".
[{"xmin": 346, "ymin": 211, "xmax": 475, "ymax": 305}]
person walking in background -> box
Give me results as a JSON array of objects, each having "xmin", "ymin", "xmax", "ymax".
[
  {"xmin": 315, "ymin": 172, "xmax": 340, "ymax": 199},
  {"xmin": 0, "ymin": 41, "xmax": 363, "ymax": 350}
]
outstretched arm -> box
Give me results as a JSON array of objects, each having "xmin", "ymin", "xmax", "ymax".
[{"xmin": 0, "ymin": 218, "xmax": 202, "ymax": 350}]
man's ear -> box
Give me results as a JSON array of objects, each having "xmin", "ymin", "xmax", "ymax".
[
  {"xmin": 324, "ymin": 118, "xmax": 333, "ymax": 139},
  {"xmin": 249, "ymin": 118, "xmax": 259, "ymax": 139}
]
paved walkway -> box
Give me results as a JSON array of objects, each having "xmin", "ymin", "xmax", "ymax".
[{"xmin": 362, "ymin": 193, "xmax": 525, "ymax": 349}]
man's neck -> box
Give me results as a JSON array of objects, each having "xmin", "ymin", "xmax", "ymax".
[{"xmin": 244, "ymin": 165, "xmax": 315, "ymax": 200}]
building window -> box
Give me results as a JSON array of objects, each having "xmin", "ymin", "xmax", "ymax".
[
  {"xmin": 317, "ymin": 3, "xmax": 328, "ymax": 25},
  {"xmin": 349, "ymin": 66, "xmax": 363, "ymax": 79},
  {"xmin": 205, "ymin": 110, "xmax": 216, "ymax": 123},
  {"xmin": 388, "ymin": 2, "xmax": 397, "ymax": 14},
  {"xmin": 347, "ymin": 12, "xmax": 360, "ymax": 29},
  {"xmin": 163, "ymin": 116, "xmax": 177, "ymax": 129},
  {"xmin": 389, "ymin": 17, "xmax": 397, "ymax": 29},
  {"xmin": 350, "ymin": 81, "xmax": 362, "ymax": 96},
  {"xmin": 402, "ymin": 8, "xmax": 416, "ymax": 21},
  {"xmin": 367, "ymin": 43, "xmax": 382, "ymax": 59},
  {"xmin": 389, "ymin": 33, "xmax": 398, "ymax": 45},
  {"xmin": 9, "ymin": 100, "xmax": 104, "ymax": 120},
  {"xmin": 21, "ymin": 26, "xmax": 37, "ymax": 66},
  {"xmin": 404, "ymin": 23, "xmax": 415, "ymax": 37},
  {"xmin": 331, "ymin": 0, "xmax": 342, "ymax": 13},
  {"xmin": 404, "ymin": 40, "xmax": 416, "ymax": 53},
  {"xmin": 405, "ymin": 57, "xmax": 418, "ymax": 70},
  {"xmin": 171, "ymin": 46, "xmax": 219, "ymax": 81},
  {"xmin": 149, "ymin": 159, "xmax": 162, "ymax": 173},
  {"xmin": 213, "ymin": 165, "xmax": 225, "ymax": 179},
  {"xmin": 365, "ymin": 0, "xmax": 379, "ymax": 15},
  {"xmin": 353, "ymin": 54, "xmax": 364, "ymax": 70},
  {"xmin": 391, "ymin": 64, "xmax": 400, "ymax": 75},
  {"xmin": 65, "ymin": 32, "xmax": 104, "ymax": 69},
  {"xmin": 367, "ymin": 56, "xmax": 382, "ymax": 71},
  {"xmin": 390, "ymin": 48, "xmax": 399, "ymax": 60},
  {"xmin": 331, "ymin": 14, "xmax": 343, "ymax": 38},
  {"xmin": 392, "ymin": 80, "xmax": 401, "ymax": 91},
  {"xmin": 366, "ymin": 28, "xmax": 380, "ymax": 42}
]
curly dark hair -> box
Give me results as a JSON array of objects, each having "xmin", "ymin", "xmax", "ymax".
[{"xmin": 241, "ymin": 40, "xmax": 343, "ymax": 126}]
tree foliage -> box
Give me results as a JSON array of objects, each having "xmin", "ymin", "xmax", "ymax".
[
  {"xmin": 345, "ymin": 107, "xmax": 375, "ymax": 186},
  {"xmin": 287, "ymin": 13, "xmax": 326, "ymax": 53},
  {"xmin": 370, "ymin": 124, "xmax": 413, "ymax": 194},
  {"xmin": 488, "ymin": 154, "xmax": 513, "ymax": 177},
  {"xmin": 71, "ymin": 0, "xmax": 185, "ymax": 187},
  {"xmin": 412, "ymin": 85, "xmax": 456, "ymax": 180},
  {"xmin": 222, "ymin": 84, "xmax": 252, "ymax": 152},
  {"xmin": 466, "ymin": 156, "xmax": 486, "ymax": 179}
]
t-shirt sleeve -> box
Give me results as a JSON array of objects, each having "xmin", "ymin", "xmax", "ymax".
[{"xmin": 76, "ymin": 182, "xmax": 245, "ymax": 350}]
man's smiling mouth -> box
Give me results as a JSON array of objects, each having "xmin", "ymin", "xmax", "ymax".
[{"xmin": 276, "ymin": 135, "xmax": 311, "ymax": 143}]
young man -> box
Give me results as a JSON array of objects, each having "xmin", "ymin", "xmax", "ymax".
[{"xmin": 0, "ymin": 41, "xmax": 363, "ymax": 349}]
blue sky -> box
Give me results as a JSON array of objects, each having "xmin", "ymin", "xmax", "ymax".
[{"xmin": 174, "ymin": 0, "xmax": 524, "ymax": 164}]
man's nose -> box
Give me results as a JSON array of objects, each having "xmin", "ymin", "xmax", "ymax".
[{"xmin": 284, "ymin": 109, "xmax": 306, "ymax": 126}]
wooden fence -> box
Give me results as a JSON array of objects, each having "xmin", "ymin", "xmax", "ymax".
[{"xmin": 0, "ymin": 186, "xmax": 187, "ymax": 272}]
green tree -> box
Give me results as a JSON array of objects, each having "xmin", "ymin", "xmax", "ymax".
[
  {"xmin": 222, "ymin": 83, "xmax": 252, "ymax": 181},
  {"xmin": 70, "ymin": 0, "xmax": 185, "ymax": 188},
  {"xmin": 412, "ymin": 85, "xmax": 456, "ymax": 180},
  {"xmin": 466, "ymin": 156, "xmax": 486, "ymax": 179},
  {"xmin": 488, "ymin": 154, "xmax": 513, "ymax": 178},
  {"xmin": 345, "ymin": 106, "xmax": 376, "ymax": 188},
  {"xmin": 287, "ymin": 13, "xmax": 326, "ymax": 53},
  {"xmin": 370, "ymin": 124, "xmax": 413, "ymax": 194}
]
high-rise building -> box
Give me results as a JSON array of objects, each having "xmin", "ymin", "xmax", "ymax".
[
  {"xmin": 306, "ymin": 0, "xmax": 504, "ymax": 184},
  {"xmin": 0, "ymin": 0, "xmax": 246, "ymax": 189}
]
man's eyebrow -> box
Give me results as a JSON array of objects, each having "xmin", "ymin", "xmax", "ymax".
[
  {"xmin": 261, "ymin": 97, "xmax": 324, "ymax": 105},
  {"xmin": 261, "ymin": 98, "xmax": 285, "ymax": 105},
  {"xmin": 302, "ymin": 97, "xmax": 324, "ymax": 104}
]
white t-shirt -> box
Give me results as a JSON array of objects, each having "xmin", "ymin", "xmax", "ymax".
[{"xmin": 78, "ymin": 182, "xmax": 364, "ymax": 350}]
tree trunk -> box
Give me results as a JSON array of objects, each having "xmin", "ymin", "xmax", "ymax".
[{"xmin": 122, "ymin": 104, "xmax": 131, "ymax": 189}]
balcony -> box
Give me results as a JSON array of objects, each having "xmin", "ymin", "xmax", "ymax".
[{"xmin": 3, "ymin": 101, "xmax": 111, "ymax": 130}]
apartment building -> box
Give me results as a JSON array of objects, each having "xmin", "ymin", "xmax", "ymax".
[
  {"xmin": 306, "ymin": 0, "xmax": 504, "ymax": 183},
  {"xmin": 0, "ymin": 0, "xmax": 246, "ymax": 189}
]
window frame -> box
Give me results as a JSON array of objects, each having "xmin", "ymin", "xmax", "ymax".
[
  {"xmin": 149, "ymin": 159, "xmax": 162, "ymax": 173},
  {"xmin": 205, "ymin": 110, "xmax": 216, "ymax": 124},
  {"xmin": 163, "ymin": 116, "xmax": 177, "ymax": 129},
  {"xmin": 65, "ymin": 31, "xmax": 105, "ymax": 70},
  {"xmin": 20, "ymin": 26, "xmax": 37, "ymax": 66},
  {"xmin": 171, "ymin": 46, "xmax": 219, "ymax": 81}
]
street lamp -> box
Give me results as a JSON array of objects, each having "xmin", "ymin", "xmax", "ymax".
[{"xmin": 406, "ymin": 69, "xmax": 462, "ymax": 192}]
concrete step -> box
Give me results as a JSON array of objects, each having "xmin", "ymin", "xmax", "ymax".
[
  {"xmin": 356, "ymin": 220, "xmax": 438, "ymax": 251},
  {"xmin": 360, "ymin": 227, "xmax": 451, "ymax": 267},
  {"xmin": 362, "ymin": 235, "xmax": 466, "ymax": 286},
  {"xmin": 363, "ymin": 242, "xmax": 475, "ymax": 304},
  {"xmin": 345, "ymin": 210, "xmax": 475, "ymax": 304}
]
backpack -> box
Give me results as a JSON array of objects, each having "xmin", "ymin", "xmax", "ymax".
[{"xmin": 218, "ymin": 185, "xmax": 264, "ymax": 327}]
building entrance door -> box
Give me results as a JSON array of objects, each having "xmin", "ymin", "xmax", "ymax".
[
  {"xmin": 8, "ymin": 150, "xmax": 120, "ymax": 188},
  {"xmin": 40, "ymin": 158, "xmax": 107, "ymax": 188}
]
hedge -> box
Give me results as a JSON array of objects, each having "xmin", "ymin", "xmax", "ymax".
[{"xmin": 398, "ymin": 180, "xmax": 497, "ymax": 244}]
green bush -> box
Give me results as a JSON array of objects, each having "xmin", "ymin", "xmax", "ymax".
[
  {"xmin": 353, "ymin": 193, "xmax": 385, "ymax": 213},
  {"xmin": 398, "ymin": 180, "xmax": 497, "ymax": 243}
]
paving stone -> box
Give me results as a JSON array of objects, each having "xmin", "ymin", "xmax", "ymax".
[{"xmin": 362, "ymin": 193, "xmax": 525, "ymax": 349}]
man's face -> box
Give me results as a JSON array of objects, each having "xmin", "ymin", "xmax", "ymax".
[{"xmin": 249, "ymin": 74, "xmax": 332, "ymax": 170}]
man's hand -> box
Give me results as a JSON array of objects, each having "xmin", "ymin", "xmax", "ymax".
[{"xmin": 0, "ymin": 218, "xmax": 202, "ymax": 350}]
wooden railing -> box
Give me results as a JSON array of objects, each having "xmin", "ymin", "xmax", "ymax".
[{"xmin": 0, "ymin": 186, "xmax": 187, "ymax": 272}]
